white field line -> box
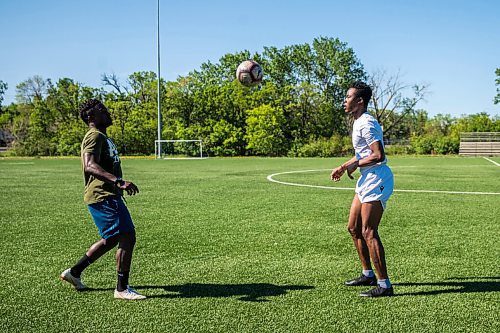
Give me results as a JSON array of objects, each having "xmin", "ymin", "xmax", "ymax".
[
  {"xmin": 483, "ymin": 157, "xmax": 500, "ymax": 167},
  {"xmin": 161, "ymin": 157, "xmax": 209, "ymax": 160},
  {"xmin": 266, "ymin": 169, "xmax": 500, "ymax": 196},
  {"xmin": 2, "ymin": 162, "xmax": 35, "ymax": 165}
]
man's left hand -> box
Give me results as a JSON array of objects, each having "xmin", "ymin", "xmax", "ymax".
[{"xmin": 118, "ymin": 181, "xmax": 139, "ymax": 195}]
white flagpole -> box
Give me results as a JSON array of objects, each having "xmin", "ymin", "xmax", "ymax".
[{"xmin": 156, "ymin": 0, "xmax": 162, "ymax": 158}]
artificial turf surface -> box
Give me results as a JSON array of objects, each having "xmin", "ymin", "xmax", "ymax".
[{"xmin": 0, "ymin": 156, "xmax": 498, "ymax": 332}]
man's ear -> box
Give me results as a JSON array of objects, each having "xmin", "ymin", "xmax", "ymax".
[
  {"xmin": 87, "ymin": 111, "xmax": 96, "ymax": 123},
  {"xmin": 358, "ymin": 96, "xmax": 364, "ymax": 105}
]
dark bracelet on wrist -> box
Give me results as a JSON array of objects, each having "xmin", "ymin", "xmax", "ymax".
[{"xmin": 114, "ymin": 177, "xmax": 125, "ymax": 186}]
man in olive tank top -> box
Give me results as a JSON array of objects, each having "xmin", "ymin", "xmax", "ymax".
[{"xmin": 60, "ymin": 99, "xmax": 145, "ymax": 300}]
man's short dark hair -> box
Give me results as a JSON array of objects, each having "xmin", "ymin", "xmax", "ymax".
[
  {"xmin": 79, "ymin": 99, "xmax": 105, "ymax": 125},
  {"xmin": 350, "ymin": 81, "xmax": 372, "ymax": 108}
]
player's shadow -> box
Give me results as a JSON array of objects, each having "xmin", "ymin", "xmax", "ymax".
[
  {"xmin": 394, "ymin": 276, "xmax": 500, "ymax": 296},
  {"xmin": 134, "ymin": 283, "xmax": 314, "ymax": 302}
]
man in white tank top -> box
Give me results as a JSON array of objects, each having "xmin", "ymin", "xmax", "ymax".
[{"xmin": 331, "ymin": 81, "xmax": 394, "ymax": 297}]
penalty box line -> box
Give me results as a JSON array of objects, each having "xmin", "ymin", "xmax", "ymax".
[{"xmin": 266, "ymin": 169, "xmax": 500, "ymax": 196}]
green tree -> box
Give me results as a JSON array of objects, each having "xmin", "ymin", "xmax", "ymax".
[
  {"xmin": 102, "ymin": 71, "xmax": 160, "ymax": 155},
  {"xmin": 380, "ymin": 109, "xmax": 429, "ymax": 143},
  {"xmin": 206, "ymin": 119, "xmax": 244, "ymax": 156},
  {"xmin": 263, "ymin": 37, "xmax": 365, "ymax": 139},
  {"xmin": 245, "ymin": 104, "xmax": 287, "ymax": 156},
  {"xmin": 409, "ymin": 113, "xmax": 500, "ymax": 155},
  {"xmin": 4, "ymin": 37, "xmax": 369, "ymax": 156},
  {"xmin": 46, "ymin": 78, "xmax": 102, "ymax": 155},
  {"xmin": 126, "ymin": 71, "xmax": 161, "ymax": 154},
  {"xmin": 0, "ymin": 80, "xmax": 7, "ymax": 108},
  {"xmin": 450, "ymin": 112, "xmax": 499, "ymax": 135},
  {"xmin": 164, "ymin": 36, "xmax": 365, "ymax": 156},
  {"xmin": 11, "ymin": 77, "xmax": 53, "ymax": 155},
  {"xmin": 20, "ymin": 98, "xmax": 57, "ymax": 155},
  {"xmin": 0, "ymin": 80, "xmax": 10, "ymax": 146},
  {"xmin": 16, "ymin": 75, "xmax": 50, "ymax": 104},
  {"xmin": 8, "ymin": 77, "xmax": 103, "ymax": 155},
  {"xmin": 46, "ymin": 78, "xmax": 99, "ymax": 121},
  {"xmin": 369, "ymin": 69, "xmax": 429, "ymax": 137}
]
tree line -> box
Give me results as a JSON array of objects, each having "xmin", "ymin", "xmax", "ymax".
[{"xmin": 0, "ymin": 37, "xmax": 499, "ymax": 156}]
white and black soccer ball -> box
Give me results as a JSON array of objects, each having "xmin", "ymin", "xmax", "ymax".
[{"xmin": 236, "ymin": 60, "xmax": 263, "ymax": 87}]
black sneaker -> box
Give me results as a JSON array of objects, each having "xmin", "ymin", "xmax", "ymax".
[
  {"xmin": 359, "ymin": 286, "xmax": 394, "ymax": 297},
  {"xmin": 344, "ymin": 274, "xmax": 377, "ymax": 286}
]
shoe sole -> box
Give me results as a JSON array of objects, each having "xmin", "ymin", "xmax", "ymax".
[
  {"xmin": 59, "ymin": 275, "xmax": 86, "ymax": 291},
  {"xmin": 359, "ymin": 290, "xmax": 394, "ymax": 297},
  {"xmin": 114, "ymin": 290, "xmax": 146, "ymax": 300},
  {"xmin": 345, "ymin": 282, "xmax": 377, "ymax": 286},
  {"xmin": 345, "ymin": 280, "xmax": 377, "ymax": 287},
  {"xmin": 114, "ymin": 295, "xmax": 146, "ymax": 301}
]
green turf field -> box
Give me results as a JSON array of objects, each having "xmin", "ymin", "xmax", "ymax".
[{"xmin": 0, "ymin": 156, "xmax": 499, "ymax": 333}]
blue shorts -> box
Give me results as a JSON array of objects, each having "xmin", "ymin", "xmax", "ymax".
[{"xmin": 87, "ymin": 196, "xmax": 135, "ymax": 239}]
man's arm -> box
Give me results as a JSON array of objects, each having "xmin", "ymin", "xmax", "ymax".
[
  {"xmin": 331, "ymin": 156, "xmax": 358, "ymax": 182},
  {"xmin": 331, "ymin": 141, "xmax": 385, "ymax": 182},
  {"xmin": 344, "ymin": 141, "xmax": 385, "ymax": 177},
  {"xmin": 83, "ymin": 153, "xmax": 139, "ymax": 195},
  {"xmin": 83, "ymin": 152, "xmax": 116, "ymax": 183}
]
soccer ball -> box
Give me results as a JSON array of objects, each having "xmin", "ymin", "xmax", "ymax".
[{"xmin": 236, "ymin": 60, "xmax": 263, "ymax": 86}]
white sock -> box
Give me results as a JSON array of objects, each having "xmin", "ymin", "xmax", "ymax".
[
  {"xmin": 362, "ymin": 270, "xmax": 375, "ymax": 278},
  {"xmin": 378, "ymin": 278, "xmax": 392, "ymax": 288}
]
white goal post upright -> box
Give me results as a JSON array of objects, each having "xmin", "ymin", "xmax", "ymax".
[{"xmin": 155, "ymin": 139, "xmax": 206, "ymax": 159}]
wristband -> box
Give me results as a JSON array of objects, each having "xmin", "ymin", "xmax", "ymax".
[{"xmin": 114, "ymin": 177, "xmax": 125, "ymax": 186}]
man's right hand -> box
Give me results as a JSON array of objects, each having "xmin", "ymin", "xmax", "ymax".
[{"xmin": 330, "ymin": 166, "xmax": 345, "ymax": 182}]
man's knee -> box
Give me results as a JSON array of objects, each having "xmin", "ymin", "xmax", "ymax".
[
  {"xmin": 103, "ymin": 235, "xmax": 120, "ymax": 248},
  {"xmin": 347, "ymin": 225, "xmax": 362, "ymax": 239},
  {"xmin": 119, "ymin": 231, "xmax": 136, "ymax": 248},
  {"xmin": 129, "ymin": 231, "xmax": 136, "ymax": 246},
  {"xmin": 361, "ymin": 227, "xmax": 377, "ymax": 241}
]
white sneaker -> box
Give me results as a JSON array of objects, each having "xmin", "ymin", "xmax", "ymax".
[
  {"xmin": 114, "ymin": 286, "xmax": 146, "ymax": 300},
  {"xmin": 60, "ymin": 268, "xmax": 87, "ymax": 290}
]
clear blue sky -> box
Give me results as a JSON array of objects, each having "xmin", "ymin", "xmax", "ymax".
[{"xmin": 1, "ymin": 0, "xmax": 499, "ymax": 117}]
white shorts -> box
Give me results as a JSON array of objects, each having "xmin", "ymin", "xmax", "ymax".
[{"xmin": 355, "ymin": 165, "xmax": 394, "ymax": 210}]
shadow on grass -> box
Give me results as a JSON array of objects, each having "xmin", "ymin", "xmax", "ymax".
[
  {"xmin": 82, "ymin": 283, "xmax": 314, "ymax": 302},
  {"xmin": 138, "ymin": 283, "xmax": 314, "ymax": 302},
  {"xmin": 394, "ymin": 276, "xmax": 500, "ymax": 296}
]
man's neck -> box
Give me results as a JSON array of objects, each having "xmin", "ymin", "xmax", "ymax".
[
  {"xmin": 89, "ymin": 124, "xmax": 107, "ymax": 135},
  {"xmin": 352, "ymin": 108, "xmax": 367, "ymax": 120}
]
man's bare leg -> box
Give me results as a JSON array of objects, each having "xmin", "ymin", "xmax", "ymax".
[
  {"xmin": 345, "ymin": 195, "xmax": 376, "ymax": 286},
  {"xmin": 359, "ymin": 200, "xmax": 393, "ymax": 297}
]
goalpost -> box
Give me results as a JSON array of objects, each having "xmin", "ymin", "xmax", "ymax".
[{"xmin": 155, "ymin": 140, "xmax": 207, "ymax": 159}]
